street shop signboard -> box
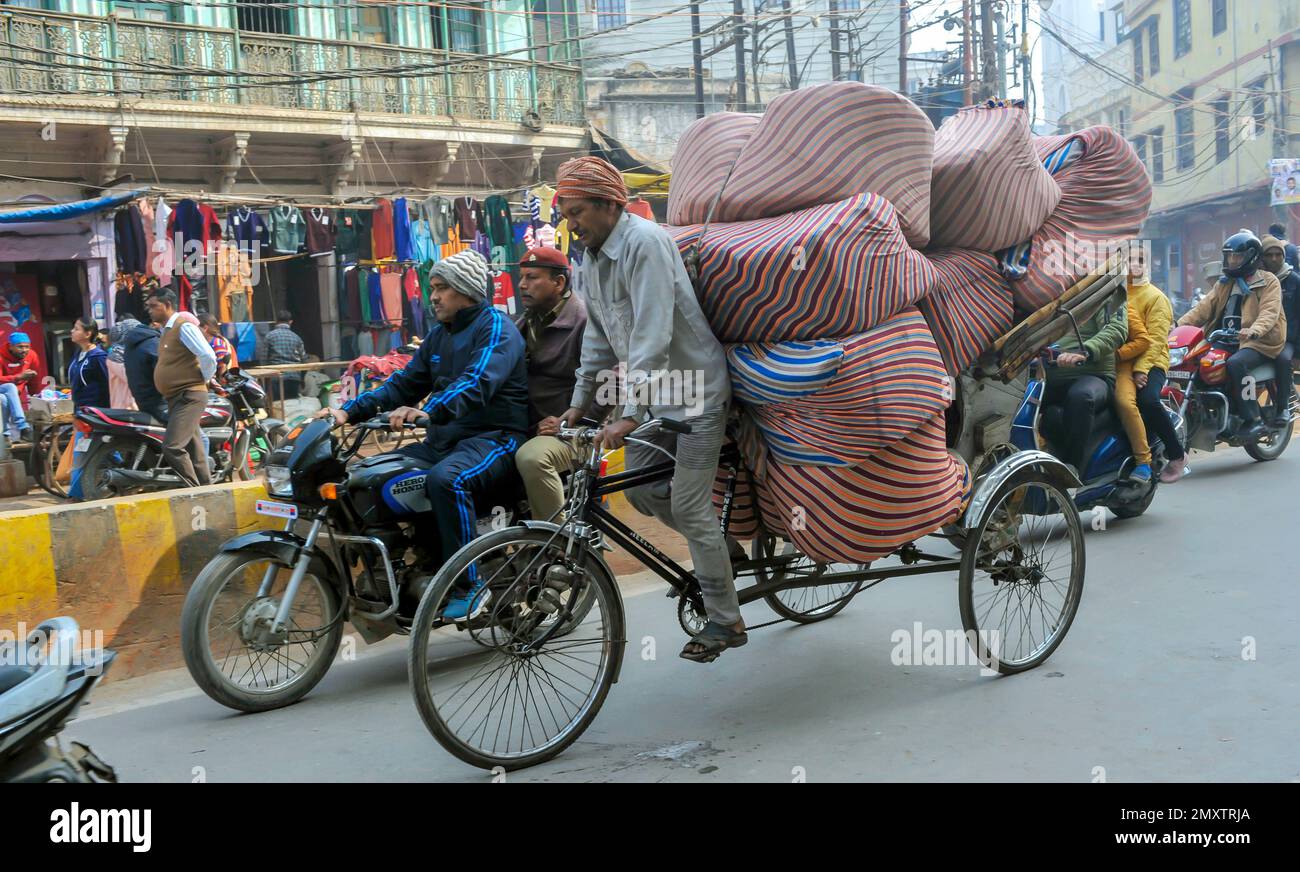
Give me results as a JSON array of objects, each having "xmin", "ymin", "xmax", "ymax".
[{"xmin": 1270, "ymin": 159, "xmax": 1300, "ymax": 206}]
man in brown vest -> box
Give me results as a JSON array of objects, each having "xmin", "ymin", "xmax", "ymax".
[{"xmin": 145, "ymin": 289, "xmax": 217, "ymax": 486}]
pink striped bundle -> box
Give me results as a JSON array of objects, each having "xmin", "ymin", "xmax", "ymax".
[
  {"xmin": 672, "ymin": 194, "xmax": 938, "ymax": 343},
  {"xmin": 714, "ymin": 414, "xmax": 970, "ymax": 564},
  {"xmin": 668, "ymin": 82, "xmax": 934, "ymax": 248},
  {"xmin": 1010, "ymin": 126, "xmax": 1152, "ymax": 314},
  {"xmin": 930, "ymin": 104, "xmax": 1061, "ymax": 251},
  {"xmin": 728, "ymin": 309, "xmax": 951, "ymax": 466},
  {"xmin": 919, "ymin": 248, "xmax": 1015, "ymax": 374}
]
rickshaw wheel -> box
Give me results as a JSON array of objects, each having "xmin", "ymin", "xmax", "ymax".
[
  {"xmin": 958, "ymin": 475, "xmax": 1084, "ymax": 675},
  {"xmin": 754, "ymin": 533, "xmax": 864, "ymax": 624}
]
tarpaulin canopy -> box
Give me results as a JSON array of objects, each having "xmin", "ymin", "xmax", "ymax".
[
  {"xmin": 0, "ymin": 188, "xmax": 145, "ymax": 224},
  {"xmin": 623, "ymin": 172, "xmax": 670, "ymax": 197}
]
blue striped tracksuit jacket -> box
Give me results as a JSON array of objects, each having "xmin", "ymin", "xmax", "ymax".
[{"xmin": 344, "ymin": 303, "xmax": 529, "ymax": 566}]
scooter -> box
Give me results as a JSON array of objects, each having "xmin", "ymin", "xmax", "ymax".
[
  {"xmin": 0, "ymin": 617, "xmax": 117, "ymax": 783},
  {"xmin": 74, "ymin": 369, "xmax": 288, "ymax": 501},
  {"xmin": 1162, "ymin": 325, "xmax": 1294, "ymax": 462},
  {"xmin": 1012, "ymin": 347, "xmax": 1170, "ymax": 519}
]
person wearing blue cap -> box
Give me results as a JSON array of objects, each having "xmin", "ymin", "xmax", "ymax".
[{"xmin": 0, "ymin": 331, "xmax": 37, "ymax": 443}]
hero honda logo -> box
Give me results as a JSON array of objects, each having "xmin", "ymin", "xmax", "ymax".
[{"xmin": 389, "ymin": 475, "xmax": 428, "ymax": 497}]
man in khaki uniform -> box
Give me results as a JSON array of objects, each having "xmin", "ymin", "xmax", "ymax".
[{"xmin": 145, "ymin": 290, "xmax": 216, "ymax": 486}]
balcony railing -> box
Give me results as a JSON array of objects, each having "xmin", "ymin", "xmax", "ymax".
[{"xmin": 0, "ymin": 9, "xmax": 584, "ymax": 128}]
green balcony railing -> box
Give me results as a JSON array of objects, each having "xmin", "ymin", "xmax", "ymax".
[{"xmin": 0, "ymin": 9, "xmax": 584, "ymax": 127}]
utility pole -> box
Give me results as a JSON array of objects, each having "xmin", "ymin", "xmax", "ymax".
[
  {"xmin": 782, "ymin": 0, "xmax": 799, "ymax": 90},
  {"xmin": 691, "ymin": 2, "xmax": 706, "ymax": 118},
  {"xmin": 1020, "ymin": 0, "xmax": 1031, "ymax": 110},
  {"xmin": 962, "ymin": 0, "xmax": 973, "ymax": 106},
  {"xmin": 733, "ymin": 0, "xmax": 748, "ymax": 111},
  {"xmin": 899, "ymin": 0, "xmax": 910, "ymax": 93},
  {"xmin": 979, "ymin": 0, "xmax": 997, "ymax": 100},
  {"xmin": 829, "ymin": 0, "xmax": 842, "ymax": 81}
]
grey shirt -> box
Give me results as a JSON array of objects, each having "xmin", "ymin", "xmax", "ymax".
[{"xmin": 570, "ymin": 211, "xmax": 730, "ymax": 421}]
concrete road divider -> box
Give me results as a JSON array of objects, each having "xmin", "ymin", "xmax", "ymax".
[{"xmin": 0, "ymin": 481, "xmax": 279, "ymax": 680}]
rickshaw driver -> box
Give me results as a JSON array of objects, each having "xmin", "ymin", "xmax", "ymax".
[{"xmin": 553, "ymin": 156, "xmax": 744, "ymax": 663}]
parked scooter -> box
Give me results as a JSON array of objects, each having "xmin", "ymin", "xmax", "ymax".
[
  {"xmin": 74, "ymin": 369, "xmax": 288, "ymax": 500},
  {"xmin": 1013, "ymin": 347, "xmax": 1171, "ymax": 519},
  {"xmin": 0, "ymin": 617, "xmax": 117, "ymax": 783},
  {"xmin": 1162, "ymin": 325, "xmax": 1294, "ymax": 462}
]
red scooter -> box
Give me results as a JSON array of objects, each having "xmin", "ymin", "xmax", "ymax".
[{"xmin": 1162, "ymin": 325, "xmax": 1295, "ymax": 462}]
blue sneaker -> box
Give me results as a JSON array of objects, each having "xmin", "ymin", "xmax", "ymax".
[
  {"xmin": 441, "ymin": 582, "xmax": 492, "ymax": 622},
  {"xmin": 1130, "ymin": 464, "xmax": 1152, "ymax": 483}
]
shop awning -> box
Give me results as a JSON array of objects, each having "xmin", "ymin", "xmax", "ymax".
[
  {"xmin": 0, "ymin": 189, "xmax": 146, "ymax": 224},
  {"xmin": 624, "ymin": 172, "xmax": 671, "ymax": 198}
]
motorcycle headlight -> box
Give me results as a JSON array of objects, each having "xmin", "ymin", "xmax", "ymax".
[
  {"xmin": 265, "ymin": 465, "xmax": 292, "ymax": 497},
  {"xmin": 1168, "ymin": 347, "xmax": 1187, "ymax": 368}
]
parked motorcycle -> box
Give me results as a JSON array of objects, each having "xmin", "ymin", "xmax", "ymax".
[
  {"xmin": 75, "ymin": 369, "xmax": 288, "ymax": 501},
  {"xmin": 0, "ymin": 617, "xmax": 117, "ymax": 783},
  {"xmin": 1012, "ymin": 347, "xmax": 1172, "ymax": 519},
  {"xmin": 179, "ymin": 416, "xmax": 595, "ymax": 713},
  {"xmin": 1162, "ymin": 325, "xmax": 1295, "ymax": 462}
]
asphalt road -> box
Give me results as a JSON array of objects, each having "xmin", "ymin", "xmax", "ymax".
[{"xmin": 69, "ymin": 444, "xmax": 1300, "ymax": 782}]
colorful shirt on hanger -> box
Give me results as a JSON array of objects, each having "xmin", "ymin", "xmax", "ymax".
[
  {"xmin": 392, "ymin": 197, "xmax": 413, "ymax": 262},
  {"xmin": 410, "ymin": 218, "xmax": 438, "ymax": 263},
  {"xmin": 268, "ymin": 206, "xmax": 306, "ymax": 255},
  {"xmin": 379, "ymin": 270, "xmax": 403, "ymax": 327},
  {"xmin": 454, "ymin": 196, "xmax": 483, "ymax": 239},
  {"xmin": 420, "ymin": 196, "xmax": 454, "ymax": 245},
  {"xmin": 336, "ymin": 209, "xmax": 370, "ymax": 259},
  {"xmin": 482, "ymin": 194, "xmax": 514, "ymax": 249},
  {"xmin": 216, "ymin": 243, "xmax": 255, "ymax": 322},
  {"xmin": 303, "ymin": 208, "xmax": 336, "ymax": 257},
  {"xmin": 152, "ymin": 197, "xmax": 173, "ymax": 281},
  {"xmin": 371, "ymin": 199, "xmax": 395, "ymax": 261},
  {"xmin": 227, "ymin": 207, "xmax": 269, "ymax": 256}
]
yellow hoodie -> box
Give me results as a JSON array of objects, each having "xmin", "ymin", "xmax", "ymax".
[{"xmin": 1117, "ymin": 279, "xmax": 1172, "ymax": 374}]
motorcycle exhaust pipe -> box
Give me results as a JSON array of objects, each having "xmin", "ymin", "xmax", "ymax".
[{"xmin": 103, "ymin": 467, "xmax": 185, "ymax": 491}]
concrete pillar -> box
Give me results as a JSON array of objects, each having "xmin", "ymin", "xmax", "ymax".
[{"xmin": 317, "ymin": 251, "xmax": 340, "ymax": 362}]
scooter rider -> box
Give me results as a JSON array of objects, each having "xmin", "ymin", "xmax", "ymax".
[{"xmin": 1177, "ymin": 230, "xmax": 1286, "ymax": 442}]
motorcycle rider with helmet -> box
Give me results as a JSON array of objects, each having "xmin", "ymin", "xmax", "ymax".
[{"xmin": 1176, "ymin": 230, "xmax": 1287, "ymax": 442}]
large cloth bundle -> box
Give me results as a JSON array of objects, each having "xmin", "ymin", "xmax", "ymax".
[
  {"xmin": 668, "ymin": 82, "xmax": 934, "ymax": 248},
  {"xmin": 727, "ymin": 308, "xmax": 950, "ymax": 465},
  {"xmin": 918, "ymin": 248, "xmax": 1015, "ymax": 374},
  {"xmin": 672, "ymin": 194, "xmax": 938, "ymax": 342},
  {"xmin": 929, "ymin": 104, "xmax": 1062, "ymax": 251},
  {"xmin": 1002, "ymin": 125, "xmax": 1152, "ymax": 315},
  {"xmin": 714, "ymin": 414, "xmax": 969, "ymax": 563}
]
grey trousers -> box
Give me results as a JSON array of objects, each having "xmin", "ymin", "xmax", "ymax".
[
  {"xmin": 163, "ymin": 388, "xmax": 212, "ymax": 487},
  {"xmin": 623, "ymin": 405, "xmax": 740, "ymax": 626}
]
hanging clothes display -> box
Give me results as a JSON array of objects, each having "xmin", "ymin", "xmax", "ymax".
[
  {"xmin": 392, "ymin": 197, "xmax": 413, "ymax": 262},
  {"xmin": 304, "ymin": 208, "xmax": 336, "ymax": 257},
  {"xmin": 529, "ymin": 184, "xmax": 557, "ymax": 222},
  {"xmin": 490, "ymin": 271, "xmax": 515, "ymax": 316},
  {"xmin": 379, "ymin": 269, "xmax": 403, "ymax": 328},
  {"xmin": 365, "ymin": 268, "xmax": 382, "ymax": 323},
  {"xmin": 471, "ymin": 231, "xmax": 492, "ymax": 260},
  {"xmin": 227, "ymin": 206, "xmax": 269, "ymax": 256},
  {"xmin": 268, "ymin": 205, "xmax": 306, "ymax": 255},
  {"xmin": 336, "ymin": 209, "xmax": 371, "ymax": 260},
  {"xmin": 113, "ymin": 204, "xmax": 148, "ymax": 275},
  {"xmin": 403, "ymin": 267, "xmax": 424, "ymax": 337},
  {"xmin": 371, "ymin": 198, "xmax": 396, "ymax": 260},
  {"xmin": 216, "ymin": 243, "xmax": 254, "ymax": 322},
  {"xmin": 421, "ymin": 195, "xmax": 454, "ymax": 245},
  {"xmin": 137, "ymin": 199, "xmax": 158, "ymax": 279},
  {"xmin": 454, "ymin": 196, "xmax": 483, "ymax": 239},
  {"xmin": 482, "ymin": 194, "xmax": 514, "ymax": 249},
  {"xmin": 339, "ymin": 265, "xmax": 362, "ymax": 324},
  {"xmin": 153, "ymin": 197, "xmax": 173, "ymax": 283},
  {"xmin": 410, "ymin": 215, "xmax": 437, "ymax": 263}
]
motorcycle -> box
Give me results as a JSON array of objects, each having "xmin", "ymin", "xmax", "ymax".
[
  {"xmin": 1162, "ymin": 325, "xmax": 1295, "ymax": 462},
  {"xmin": 1012, "ymin": 347, "xmax": 1171, "ymax": 519},
  {"xmin": 0, "ymin": 617, "xmax": 117, "ymax": 783},
  {"xmin": 75, "ymin": 369, "xmax": 288, "ymax": 501},
  {"xmin": 179, "ymin": 416, "xmax": 596, "ymax": 713}
]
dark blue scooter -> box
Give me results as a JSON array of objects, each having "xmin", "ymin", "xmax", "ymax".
[{"xmin": 1012, "ymin": 347, "xmax": 1170, "ymax": 520}]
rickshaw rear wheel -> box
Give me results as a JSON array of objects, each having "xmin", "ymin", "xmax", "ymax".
[
  {"xmin": 958, "ymin": 475, "xmax": 1084, "ymax": 675},
  {"xmin": 754, "ymin": 533, "xmax": 865, "ymax": 624}
]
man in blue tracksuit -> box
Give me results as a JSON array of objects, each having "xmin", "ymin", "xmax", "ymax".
[{"xmin": 322, "ymin": 250, "xmax": 528, "ymax": 619}]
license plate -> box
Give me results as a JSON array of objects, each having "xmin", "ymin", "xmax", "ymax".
[
  {"xmin": 255, "ymin": 499, "xmax": 298, "ymax": 520},
  {"xmin": 1167, "ymin": 370, "xmax": 1192, "ymax": 381}
]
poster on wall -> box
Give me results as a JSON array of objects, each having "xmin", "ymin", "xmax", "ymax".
[
  {"xmin": 0, "ymin": 272, "xmax": 48, "ymax": 387},
  {"xmin": 1269, "ymin": 159, "xmax": 1300, "ymax": 206}
]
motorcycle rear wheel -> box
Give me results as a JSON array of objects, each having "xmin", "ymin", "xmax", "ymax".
[
  {"xmin": 80, "ymin": 440, "xmax": 160, "ymax": 501},
  {"xmin": 1244, "ymin": 387, "xmax": 1294, "ymax": 462}
]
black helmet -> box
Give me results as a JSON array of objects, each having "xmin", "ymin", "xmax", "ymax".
[{"xmin": 1222, "ymin": 229, "xmax": 1262, "ymax": 279}]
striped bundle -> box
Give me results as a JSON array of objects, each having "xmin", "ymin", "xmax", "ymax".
[
  {"xmin": 918, "ymin": 248, "xmax": 1015, "ymax": 375},
  {"xmin": 929, "ymin": 104, "xmax": 1062, "ymax": 251},
  {"xmin": 672, "ymin": 194, "xmax": 937, "ymax": 342},
  {"xmin": 726, "ymin": 309, "xmax": 951, "ymax": 466},
  {"xmin": 668, "ymin": 81, "xmax": 934, "ymax": 248},
  {"xmin": 1004, "ymin": 125, "xmax": 1152, "ymax": 316}
]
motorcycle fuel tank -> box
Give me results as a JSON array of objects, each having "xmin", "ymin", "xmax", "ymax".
[{"xmin": 346, "ymin": 454, "xmax": 433, "ymax": 522}]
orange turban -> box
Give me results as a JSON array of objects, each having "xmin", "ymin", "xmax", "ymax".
[{"xmin": 555, "ymin": 156, "xmax": 628, "ymax": 206}]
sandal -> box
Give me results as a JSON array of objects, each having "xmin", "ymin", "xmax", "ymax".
[{"xmin": 680, "ymin": 621, "xmax": 748, "ymax": 663}]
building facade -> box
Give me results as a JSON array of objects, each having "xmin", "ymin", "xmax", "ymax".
[
  {"xmin": 1040, "ymin": 0, "xmax": 1124, "ymax": 131},
  {"xmin": 0, "ymin": 0, "xmax": 585, "ymax": 362},
  {"xmin": 1059, "ymin": 0, "xmax": 1299, "ymax": 302},
  {"xmin": 579, "ymin": 0, "xmax": 903, "ymax": 167}
]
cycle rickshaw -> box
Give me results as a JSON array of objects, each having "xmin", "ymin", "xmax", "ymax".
[{"xmin": 407, "ymin": 258, "xmax": 1130, "ymax": 771}]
